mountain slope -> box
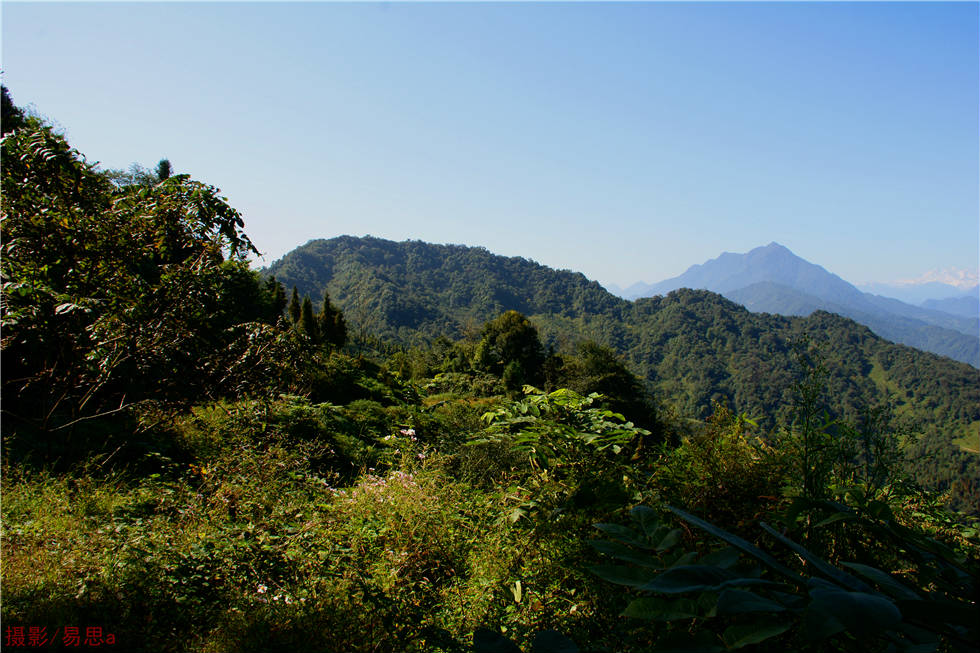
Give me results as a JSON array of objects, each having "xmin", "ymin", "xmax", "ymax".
[
  {"xmin": 626, "ymin": 243, "xmax": 979, "ymax": 367},
  {"xmin": 628, "ymin": 242, "xmax": 863, "ymax": 300},
  {"xmin": 264, "ymin": 236, "xmax": 979, "ymax": 508},
  {"xmin": 264, "ymin": 236, "xmax": 627, "ymax": 344},
  {"xmin": 922, "ymin": 293, "xmax": 980, "ymax": 319},
  {"xmin": 861, "ymin": 293, "xmax": 978, "ymax": 335},
  {"xmin": 264, "ymin": 237, "xmax": 979, "ymax": 483},
  {"xmin": 724, "ymin": 282, "xmax": 979, "ymax": 367}
]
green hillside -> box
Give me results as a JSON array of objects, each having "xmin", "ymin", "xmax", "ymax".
[
  {"xmin": 266, "ymin": 236, "xmax": 980, "ymax": 446},
  {"xmin": 724, "ymin": 281, "xmax": 980, "ymax": 367},
  {"xmin": 5, "ymin": 104, "xmax": 978, "ymax": 653},
  {"xmin": 265, "ymin": 236, "xmax": 626, "ymax": 343},
  {"xmin": 266, "ymin": 237, "xmax": 980, "ymax": 506}
]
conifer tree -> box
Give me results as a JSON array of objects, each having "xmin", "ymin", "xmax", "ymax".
[
  {"xmin": 331, "ymin": 310, "xmax": 348, "ymax": 348},
  {"xmin": 265, "ymin": 276, "xmax": 287, "ymax": 321},
  {"xmin": 318, "ymin": 290, "xmax": 337, "ymax": 337},
  {"xmin": 317, "ymin": 290, "xmax": 348, "ymax": 348},
  {"xmin": 288, "ymin": 286, "xmax": 301, "ymax": 325},
  {"xmin": 298, "ymin": 295, "xmax": 319, "ymax": 341}
]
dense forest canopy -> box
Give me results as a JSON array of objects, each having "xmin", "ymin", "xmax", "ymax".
[
  {"xmin": 2, "ymin": 90, "xmax": 977, "ymax": 653},
  {"xmin": 265, "ymin": 237, "xmax": 980, "ymax": 500}
]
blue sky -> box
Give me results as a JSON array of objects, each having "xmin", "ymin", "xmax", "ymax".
[{"xmin": 3, "ymin": 1, "xmax": 978, "ymax": 289}]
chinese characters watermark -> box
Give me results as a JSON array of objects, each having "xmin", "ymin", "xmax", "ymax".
[{"xmin": 5, "ymin": 625, "xmax": 117, "ymax": 648}]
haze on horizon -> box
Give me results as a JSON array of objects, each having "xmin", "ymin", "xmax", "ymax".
[{"xmin": 2, "ymin": 1, "xmax": 977, "ymax": 289}]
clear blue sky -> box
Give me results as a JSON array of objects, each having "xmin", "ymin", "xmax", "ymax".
[{"xmin": 3, "ymin": 1, "xmax": 978, "ymax": 288}]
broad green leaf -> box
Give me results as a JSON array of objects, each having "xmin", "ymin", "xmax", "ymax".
[
  {"xmin": 770, "ymin": 590, "xmax": 807, "ymax": 610},
  {"xmin": 814, "ymin": 511, "xmax": 856, "ymax": 528},
  {"xmin": 760, "ymin": 522, "xmax": 872, "ymax": 593},
  {"xmin": 893, "ymin": 622, "xmax": 940, "ymax": 650},
  {"xmin": 896, "ymin": 645, "xmax": 940, "ymax": 653},
  {"xmin": 722, "ymin": 621, "xmax": 791, "ymax": 649},
  {"xmin": 593, "ymin": 523, "xmax": 649, "ymax": 548},
  {"xmin": 840, "ymin": 562, "xmax": 920, "ymax": 601},
  {"xmin": 588, "ymin": 539, "xmax": 663, "ymax": 568},
  {"xmin": 621, "ymin": 596, "xmax": 700, "ymax": 621},
  {"xmin": 589, "ymin": 564, "xmax": 659, "ymax": 587},
  {"xmin": 802, "ymin": 602, "xmax": 846, "ymax": 641},
  {"xmin": 656, "ymin": 528, "xmax": 683, "ymax": 552},
  {"xmin": 641, "ymin": 565, "xmax": 786, "ymax": 594},
  {"xmin": 715, "ymin": 588, "xmax": 787, "ymax": 614},
  {"xmin": 697, "ymin": 590, "xmax": 720, "ymax": 616},
  {"xmin": 668, "ymin": 507, "xmax": 804, "ymax": 585},
  {"xmin": 631, "ymin": 504, "xmax": 663, "ymax": 538},
  {"xmin": 667, "ymin": 551, "xmax": 700, "ymax": 568},
  {"xmin": 700, "ymin": 546, "xmax": 740, "ymax": 569},
  {"xmin": 809, "ymin": 584, "xmax": 902, "ymax": 636}
]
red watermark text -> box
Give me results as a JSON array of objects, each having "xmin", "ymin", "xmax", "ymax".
[{"xmin": 5, "ymin": 625, "xmax": 117, "ymax": 648}]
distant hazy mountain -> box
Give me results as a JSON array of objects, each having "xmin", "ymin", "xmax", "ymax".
[
  {"xmin": 857, "ymin": 281, "xmax": 976, "ymax": 306},
  {"xmin": 602, "ymin": 282, "xmax": 626, "ymax": 297},
  {"xmin": 922, "ymin": 294, "xmax": 980, "ymax": 319},
  {"xmin": 723, "ymin": 281, "xmax": 849, "ymax": 317},
  {"xmin": 898, "ymin": 267, "xmax": 978, "ymax": 289},
  {"xmin": 627, "ymin": 242, "xmax": 866, "ymax": 301},
  {"xmin": 858, "ymin": 268, "xmax": 979, "ymax": 306},
  {"xmin": 628, "ymin": 243, "xmax": 979, "ymax": 367}
]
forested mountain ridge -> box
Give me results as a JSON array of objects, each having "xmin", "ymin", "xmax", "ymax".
[
  {"xmin": 264, "ymin": 236, "xmax": 628, "ymax": 342},
  {"xmin": 265, "ymin": 236, "xmax": 980, "ymax": 495},
  {"xmin": 724, "ymin": 282, "xmax": 980, "ymax": 367},
  {"xmin": 620, "ymin": 243, "xmax": 979, "ymax": 367}
]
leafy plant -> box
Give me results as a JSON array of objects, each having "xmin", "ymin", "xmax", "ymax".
[
  {"xmin": 472, "ymin": 386, "xmax": 650, "ymax": 523},
  {"xmin": 589, "ymin": 505, "xmax": 979, "ymax": 652},
  {"xmin": 477, "ymin": 386, "xmax": 649, "ymax": 466},
  {"xmin": 653, "ymin": 401, "xmax": 785, "ymax": 528}
]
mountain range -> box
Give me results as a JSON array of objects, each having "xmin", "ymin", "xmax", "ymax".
[
  {"xmin": 858, "ymin": 280, "xmax": 980, "ymax": 307},
  {"xmin": 617, "ymin": 243, "xmax": 979, "ymax": 367},
  {"xmin": 263, "ymin": 236, "xmax": 979, "ymax": 496}
]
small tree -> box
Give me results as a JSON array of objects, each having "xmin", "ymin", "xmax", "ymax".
[
  {"xmin": 155, "ymin": 158, "xmax": 172, "ymax": 180},
  {"xmin": 298, "ymin": 296, "xmax": 319, "ymax": 341},
  {"xmin": 264, "ymin": 276, "xmax": 287, "ymax": 322},
  {"xmin": 288, "ymin": 286, "xmax": 301, "ymax": 325},
  {"xmin": 1, "ymin": 116, "xmax": 268, "ymax": 435},
  {"xmin": 317, "ymin": 290, "xmax": 348, "ymax": 348},
  {"xmin": 473, "ymin": 310, "xmax": 545, "ymax": 387}
]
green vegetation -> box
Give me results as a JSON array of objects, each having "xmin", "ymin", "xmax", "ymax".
[
  {"xmin": 2, "ymin": 91, "xmax": 977, "ymax": 652},
  {"xmin": 266, "ymin": 237, "xmax": 980, "ymax": 510}
]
